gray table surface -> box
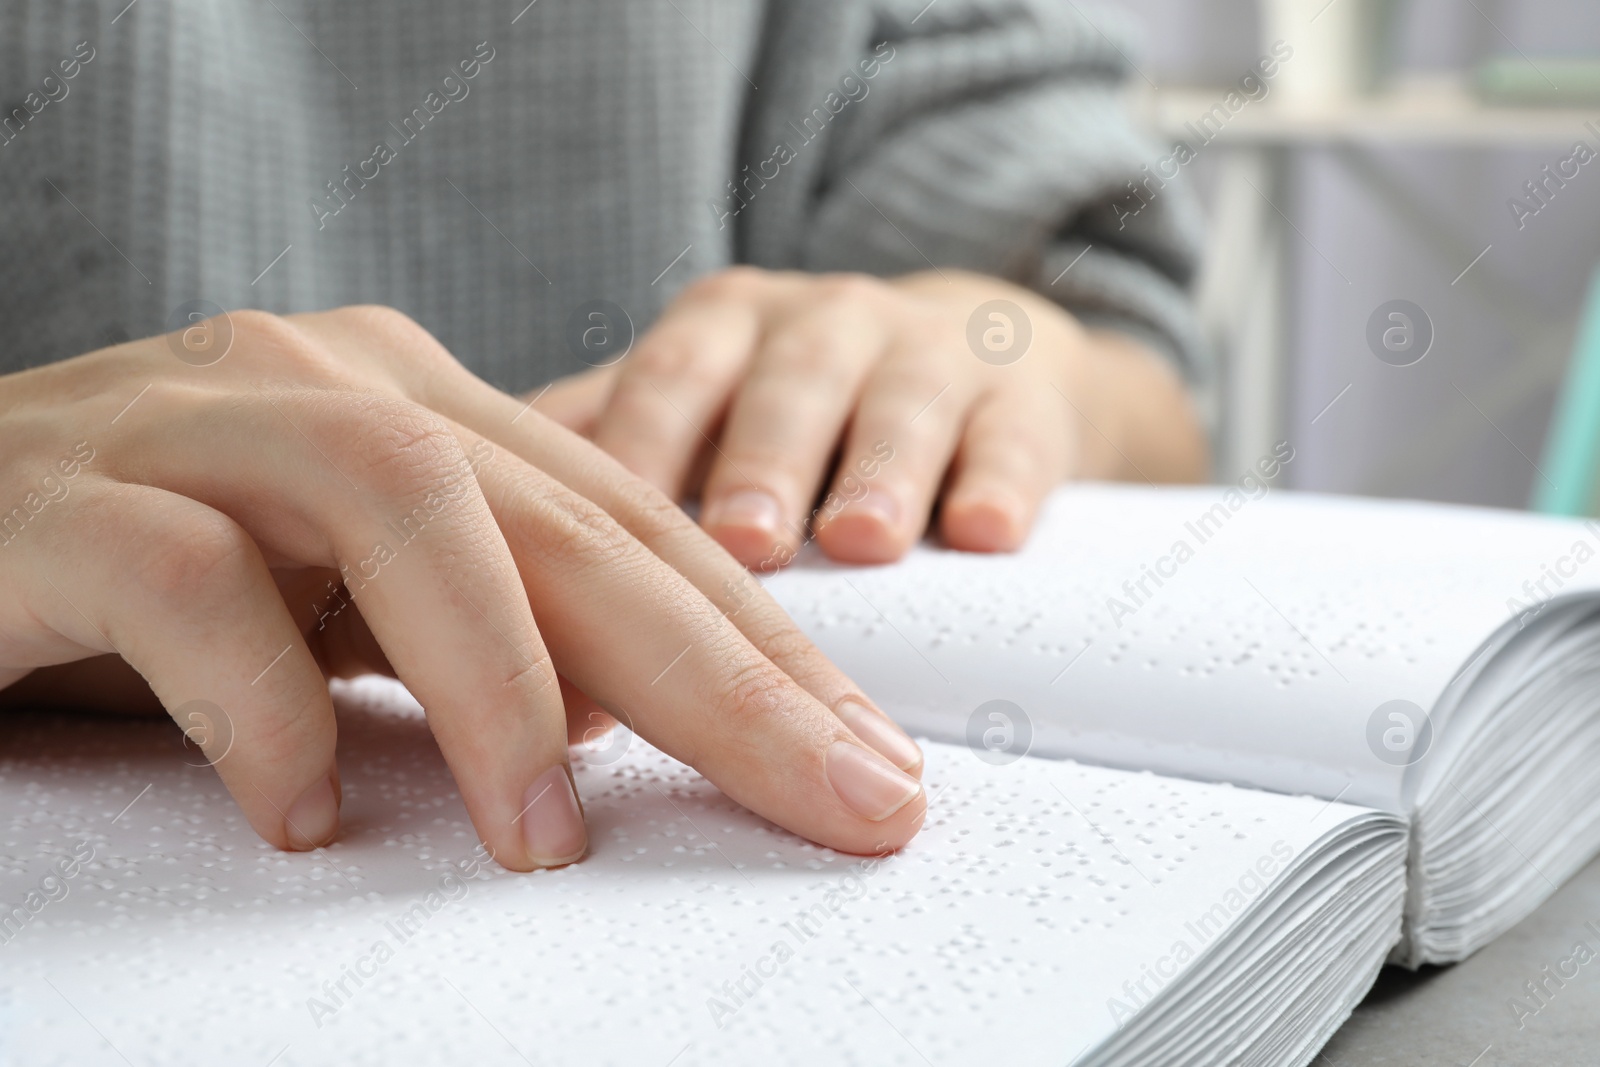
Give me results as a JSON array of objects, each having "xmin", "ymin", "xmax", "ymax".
[{"xmin": 1323, "ymin": 854, "xmax": 1600, "ymax": 1066}]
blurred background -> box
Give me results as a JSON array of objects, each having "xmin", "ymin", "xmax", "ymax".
[{"xmin": 1109, "ymin": 0, "xmax": 1600, "ymax": 510}]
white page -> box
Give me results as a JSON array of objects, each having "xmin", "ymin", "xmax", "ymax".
[
  {"xmin": 0, "ymin": 677, "xmax": 1382, "ymax": 1067},
  {"xmin": 762, "ymin": 485, "xmax": 1600, "ymax": 812}
]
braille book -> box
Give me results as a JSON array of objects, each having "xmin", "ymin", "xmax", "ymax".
[
  {"xmin": 5, "ymin": 483, "xmax": 1597, "ymax": 1066},
  {"xmin": 767, "ymin": 484, "xmax": 1600, "ymax": 969}
]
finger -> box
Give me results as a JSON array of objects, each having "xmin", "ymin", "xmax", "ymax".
[
  {"xmin": 699, "ymin": 285, "xmax": 887, "ymax": 567},
  {"xmin": 815, "ymin": 347, "xmax": 972, "ymax": 563},
  {"xmin": 940, "ymin": 388, "xmax": 1074, "ymax": 552},
  {"xmin": 113, "ymin": 378, "xmax": 580, "ymax": 871},
  {"xmin": 288, "ymin": 306, "xmax": 924, "ymax": 780},
  {"xmin": 384, "ymin": 347, "xmax": 925, "ymax": 779},
  {"xmin": 461, "ymin": 432, "xmax": 928, "ymax": 852},
  {"xmin": 531, "ymin": 429, "xmax": 925, "ymax": 780},
  {"xmin": 588, "ymin": 276, "xmax": 766, "ymax": 497},
  {"xmin": 23, "ymin": 483, "xmax": 342, "ymax": 851},
  {"xmin": 526, "ymin": 365, "xmax": 619, "ymax": 437}
]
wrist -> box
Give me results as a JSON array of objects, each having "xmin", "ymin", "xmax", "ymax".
[{"xmin": 1070, "ymin": 328, "xmax": 1208, "ymax": 483}]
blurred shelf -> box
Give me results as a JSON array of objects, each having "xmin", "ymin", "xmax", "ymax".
[
  {"xmin": 1134, "ymin": 77, "xmax": 1600, "ymax": 148},
  {"xmin": 1142, "ymin": 76, "xmax": 1600, "ymax": 480}
]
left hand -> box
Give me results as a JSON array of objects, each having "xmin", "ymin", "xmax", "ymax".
[{"xmin": 535, "ymin": 267, "xmax": 1204, "ymax": 568}]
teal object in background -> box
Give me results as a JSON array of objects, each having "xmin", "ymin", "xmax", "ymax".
[
  {"xmin": 1534, "ymin": 266, "xmax": 1600, "ymax": 515},
  {"xmin": 1476, "ymin": 57, "xmax": 1600, "ymax": 106}
]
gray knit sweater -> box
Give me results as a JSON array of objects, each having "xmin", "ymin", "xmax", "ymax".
[{"xmin": 0, "ymin": 0, "xmax": 1203, "ymax": 393}]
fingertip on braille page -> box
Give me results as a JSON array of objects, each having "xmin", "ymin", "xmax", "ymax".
[
  {"xmin": 943, "ymin": 491, "xmax": 1028, "ymax": 552},
  {"xmin": 835, "ymin": 698, "xmax": 923, "ymax": 774},
  {"xmin": 824, "ymin": 739, "xmax": 922, "ymax": 822},
  {"xmin": 705, "ymin": 488, "xmax": 782, "ymax": 533},
  {"xmin": 520, "ymin": 763, "xmax": 588, "ymax": 867},
  {"xmin": 820, "ymin": 489, "xmax": 902, "ymax": 562},
  {"xmin": 704, "ymin": 488, "xmax": 785, "ymax": 559},
  {"xmin": 842, "ymin": 488, "xmax": 898, "ymax": 529},
  {"xmin": 284, "ymin": 774, "xmax": 340, "ymax": 851}
]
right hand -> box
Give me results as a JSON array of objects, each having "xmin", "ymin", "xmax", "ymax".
[{"xmin": 0, "ymin": 306, "xmax": 927, "ymax": 870}]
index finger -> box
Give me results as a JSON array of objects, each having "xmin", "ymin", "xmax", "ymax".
[
  {"xmin": 119, "ymin": 382, "xmax": 582, "ymax": 871},
  {"xmin": 461, "ymin": 431, "xmax": 928, "ymax": 853},
  {"xmin": 295, "ymin": 306, "xmax": 927, "ymax": 808},
  {"xmin": 399, "ymin": 353, "xmax": 927, "ymax": 781}
]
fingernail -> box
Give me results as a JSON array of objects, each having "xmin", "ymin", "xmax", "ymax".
[
  {"xmin": 945, "ymin": 491, "xmax": 1027, "ymax": 551},
  {"xmin": 520, "ymin": 764, "xmax": 588, "ymax": 867},
  {"xmin": 843, "ymin": 489, "xmax": 899, "ymax": 529},
  {"xmin": 825, "ymin": 741, "xmax": 923, "ymax": 822},
  {"xmin": 836, "ymin": 699, "xmax": 923, "ymax": 772},
  {"xmin": 284, "ymin": 775, "xmax": 340, "ymax": 850},
  {"xmin": 706, "ymin": 489, "xmax": 782, "ymax": 534}
]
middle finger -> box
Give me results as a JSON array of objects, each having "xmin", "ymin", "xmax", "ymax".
[{"xmin": 700, "ymin": 285, "xmax": 889, "ymax": 566}]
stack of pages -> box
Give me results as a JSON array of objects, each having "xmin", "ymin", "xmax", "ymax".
[
  {"xmin": 765, "ymin": 486, "xmax": 1600, "ymax": 969},
  {"xmin": 2, "ymin": 485, "xmax": 1597, "ymax": 1066}
]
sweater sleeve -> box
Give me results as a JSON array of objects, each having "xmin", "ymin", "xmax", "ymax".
[{"xmin": 735, "ymin": 0, "xmax": 1207, "ymax": 380}]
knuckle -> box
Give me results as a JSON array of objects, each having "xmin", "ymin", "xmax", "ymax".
[
  {"xmin": 684, "ymin": 265, "xmax": 767, "ymax": 303},
  {"xmin": 595, "ymin": 377, "xmax": 674, "ymax": 442},
  {"xmin": 340, "ymin": 305, "xmax": 448, "ymax": 355},
  {"xmin": 711, "ymin": 657, "xmax": 795, "ymax": 731},
  {"xmin": 498, "ymin": 653, "xmax": 558, "ymax": 703},
  {"xmin": 872, "ymin": 359, "xmax": 950, "ymax": 404},
  {"xmin": 229, "ymin": 309, "xmax": 339, "ymax": 381},
  {"xmin": 628, "ymin": 337, "xmax": 701, "ymax": 382},
  {"xmin": 753, "ymin": 332, "xmax": 861, "ymax": 393},
  {"xmin": 129, "ymin": 508, "xmax": 256, "ymax": 609},
  {"xmin": 227, "ymin": 308, "xmax": 297, "ymax": 345},
  {"xmin": 315, "ymin": 395, "xmax": 468, "ymax": 502},
  {"xmin": 340, "ymin": 304, "xmax": 421, "ymax": 331},
  {"xmin": 813, "ymin": 271, "xmax": 883, "ymax": 306},
  {"xmin": 741, "ymin": 617, "xmax": 819, "ymax": 675},
  {"xmin": 606, "ymin": 470, "xmax": 694, "ymax": 544},
  {"xmin": 340, "ymin": 305, "xmax": 460, "ymax": 379},
  {"xmin": 525, "ymin": 488, "xmax": 639, "ymax": 573},
  {"xmin": 903, "ymin": 317, "xmax": 954, "ymax": 352}
]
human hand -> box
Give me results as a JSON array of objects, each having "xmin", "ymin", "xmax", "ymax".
[
  {"xmin": 536, "ymin": 267, "xmax": 1206, "ymax": 568},
  {"xmin": 0, "ymin": 306, "xmax": 926, "ymax": 869}
]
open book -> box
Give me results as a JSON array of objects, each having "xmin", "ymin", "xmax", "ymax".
[
  {"xmin": 774, "ymin": 483, "xmax": 1600, "ymax": 966},
  {"xmin": 0, "ymin": 679, "xmax": 1402, "ymax": 1067},
  {"xmin": 0, "ymin": 485, "xmax": 1592, "ymax": 1065},
  {"xmin": 765, "ymin": 484, "xmax": 1600, "ymax": 971}
]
